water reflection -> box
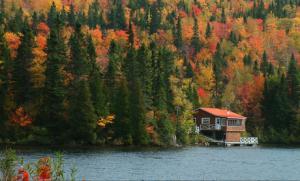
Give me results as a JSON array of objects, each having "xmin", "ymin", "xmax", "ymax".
[{"xmin": 1, "ymin": 146, "xmax": 300, "ymax": 180}]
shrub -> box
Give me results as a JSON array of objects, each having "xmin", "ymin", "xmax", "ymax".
[{"xmin": 0, "ymin": 149, "xmax": 18, "ymax": 181}]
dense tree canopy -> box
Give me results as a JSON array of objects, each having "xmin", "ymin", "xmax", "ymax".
[{"xmin": 0, "ymin": 0, "xmax": 300, "ymax": 145}]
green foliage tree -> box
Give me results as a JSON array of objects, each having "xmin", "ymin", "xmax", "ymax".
[
  {"xmin": 108, "ymin": 1, "xmax": 126, "ymax": 29},
  {"xmin": 174, "ymin": 16, "xmax": 183, "ymax": 49},
  {"xmin": 137, "ymin": 44, "xmax": 153, "ymax": 109},
  {"xmin": 287, "ymin": 54, "xmax": 300, "ymax": 108},
  {"xmin": 87, "ymin": 36, "xmax": 108, "ymax": 117},
  {"xmin": 212, "ymin": 43, "xmax": 227, "ymax": 107},
  {"xmin": 38, "ymin": 20, "xmax": 67, "ymax": 142},
  {"xmin": 149, "ymin": 2, "xmax": 161, "ymax": 34},
  {"xmin": 191, "ymin": 16, "xmax": 202, "ymax": 54},
  {"xmin": 112, "ymin": 79, "xmax": 132, "ymax": 144},
  {"xmin": 0, "ymin": 27, "xmax": 10, "ymax": 134},
  {"xmin": 12, "ymin": 20, "xmax": 34, "ymax": 105},
  {"xmin": 68, "ymin": 23, "xmax": 97, "ymax": 144}
]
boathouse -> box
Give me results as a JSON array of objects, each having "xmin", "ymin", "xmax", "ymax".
[{"xmin": 193, "ymin": 108, "xmax": 257, "ymax": 146}]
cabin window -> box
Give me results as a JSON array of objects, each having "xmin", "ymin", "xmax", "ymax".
[
  {"xmin": 215, "ymin": 118, "xmax": 221, "ymax": 124},
  {"xmin": 221, "ymin": 118, "xmax": 226, "ymax": 126},
  {"xmin": 201, "ymin": 118, "xmax": 210, "ymax": 124},
  {"xmin": 227, "ymin": 119, "xmax": 241, "ymax": 126}
]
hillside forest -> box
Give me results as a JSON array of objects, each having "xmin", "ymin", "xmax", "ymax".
[{"xmin": 0, "ymin": 0, "xmax": 300, "ymax": 145}]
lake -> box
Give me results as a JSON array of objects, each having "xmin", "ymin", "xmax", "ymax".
[{"xmin": 4, "ymin": 146, "xmax": 300, "ymax": 180}]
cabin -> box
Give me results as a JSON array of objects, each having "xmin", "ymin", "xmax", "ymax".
[{"xmin": 193, "ymin": 108, "xmax": 257, "ymax": 146}]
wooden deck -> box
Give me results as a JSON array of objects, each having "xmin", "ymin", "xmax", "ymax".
[{"xmin": 201, "ymin": 134, "xmax": 258, "ymax": 146}]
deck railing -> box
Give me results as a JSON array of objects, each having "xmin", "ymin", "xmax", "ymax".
[
  {"xmin": 199, "ymin": 124, "xmax": 216, "ymax": 130},
  {"xmin": 240, "ymin": 137, "xmax": 258, "ymax": 145}
]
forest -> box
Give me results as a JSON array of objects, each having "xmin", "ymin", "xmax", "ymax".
[{"xmin": 0, "ymin": 0, "xmax": 300, "ymax": 146}]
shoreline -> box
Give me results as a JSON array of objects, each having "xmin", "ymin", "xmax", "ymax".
[{"xmin": 1, "ymin": 143, "xmax": 300, "ymax": 152}]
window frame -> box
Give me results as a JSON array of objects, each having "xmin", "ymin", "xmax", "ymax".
[{"xmin": 201, "ymin": 117, "xmax": 210, "ymax": 125}]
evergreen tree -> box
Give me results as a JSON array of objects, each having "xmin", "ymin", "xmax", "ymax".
[
  {"xmin": 253, "ymin": 60, "xmax": 260, "ymax": 75},
  {"xmin": 108, "ymin": 1, "xmax": 126, "ymax": 29},
  {"xmin": 205, "ymin": 22, "xmax": 212, "ymax": 38},
  {"xmin": 151, "ymin": 43, "xmax": 168, "ymax": 111},
  {"xmin": 69, "ymin": 79, "xmax": 97, "ymax": 143},
  {"xmin": 185, "ymin": 58, "xmax": 194, "ymax": 78},
  {"xmin": 123, "ymin": 48, "xmax": 149, "ymax": 145},
  {"xmin": 128, "ymin": 20, "xmax": 134, "ymax": 46},
  {"xmin": 87, "ymin": 0, "xmax": 105, "ymax": 28},
  {"xmin": 68, "ymin": 23, "xmax": 97, "ymax": 143},
  {"xmin": 0, "ymin": 27, "xmax": 10, "ymax": 127},
  {"xmin": 174, "ymin": 16, "xmax": 183, "ymax": 49},
  {"xmin": 8, "ymin": 7, "xmax": 23, "ymax": 33},
  {"xmin": 68, "ymin": 4, "xmax": 76, "ymax": 27},
  {"xmin": 12, "ymin": 20, "xmax": 34, "ymax": 105},
  {"xmin": 261, "ymin": 75, "xmax": 296, "ymax": 135},
  {"xmin": 187, "ymin": 84, "xmax": 200, "ymax": 109},
  {"xmin": 212, "ymin": 43, "xmax": 227, "ymax": 107},
  {"xmin": 47, "ymin": 2, "xmax": 57, "ymax": 28},
  {"xmin": 221, "ymin": 7, "xmax": 226, "ymax": 23},
  {"xmin": 112, "ymin": 79, "xmax": 132, "ymax": 144},
  {"xmin": 105, "ymin": 40, "xmax": 121, "ymax": 109},
  {"xmin": 87, "ymin": 36, "xmax": 108, "ymax": 117},
  {"xmin": 149, "ymin": 3, "xmax": 161, "ymax": 34},
  {"xmin": 137, "ymin": 44, "xmax": 153, "ymax": 109},
  {"xmin": 191, "ymin": 16, "xmax": 202, "ymax": 54},
  {"xmin": 38, "ymin": 21, "xmax": 67, "ymax": 142},
  {"xmin": 243, "ymin": 54, "xmax": 252, "ymax": 66},
  {"xmin": 60, "ymin": 6, "xmax": 67, "ymax": 26},
  {"xmin": 287, "ymin": 54, "xmax": 300, "ymax": 108},
  {"xmin": 261, "ymin": 51, "xmax": 269, "ymax": 77}
]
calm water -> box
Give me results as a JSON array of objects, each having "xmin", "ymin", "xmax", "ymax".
[{"xmin": 3, "ymin": 146, "xmax": 300, "ymax": 180}]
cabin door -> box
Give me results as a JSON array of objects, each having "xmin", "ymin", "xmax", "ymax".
[{"xmin": 215, "ymin": 118, "xmax": 221, "ymax": 130}]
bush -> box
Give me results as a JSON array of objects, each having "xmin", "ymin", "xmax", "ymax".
[
  {"xmin": 0, "ymin": 149, "xmax": 18, "ymax": 181},
  {"xmin": 157, "ymin": 118, "xmax": 175, "ymax": 146}
]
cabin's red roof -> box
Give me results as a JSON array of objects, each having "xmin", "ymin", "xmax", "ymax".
[{"xmin": 198, "ymin": 108, "xmax": 246, "ymax": 119}]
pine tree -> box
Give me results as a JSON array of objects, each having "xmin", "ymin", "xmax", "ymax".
[
  {"xmin": 124, "ymin": 48, "xmax": 149, "ymax": 145},
  {"xmin": 109, "ymin": 1, "xmax": 126, "ymax": 29},
  {"xmin": 151, "ymin": 44, "xmax": 168, "ymax": 111},
  {"xmin": 60, "ymin": 6, "xmax": 67, "ymax": 26},
  {"xmin": 261, "ymin": 51, "xmax": 269, "ymax": 77},
  {"xmin": 174, "ymin": 16, "xmax": 183, "ymax": 49},
  {"xmin": 47, "ymin": 2, "xmax": 57, "ymax": 28},
  {"xmin": 185, "ymin": 58, "xmax": 194, "ymax": 78},
  {"xmin": 243, "ymin": 54, "xmax": 252, "ymax": 66},
  {"xmin": 287, "ymin": 54, "xmax": 300, "ymax": 108},
  {"xmin": 8, "ymin": 7, "xmax": 23, "ymax": 33},
  {"xmin": 212, "ymin": 43, "xmax": 227, "ymax": 107},
  {"xmin": 105, "ymin": 40, "xmax": 121, "ymax": 109},
  {"xmin": 38, "ymin": 21, "xmax": 67, "ymax": 141},
  {"xmin": 87, "ymin": 36, "xmax": 108, "ymax": 117},
  {"xmin": 68, "ymin": 4, "xmax": 76, "ymax": 27},
  {"xmin": 88, "ymin": 0, "xmax": 103, "ymax": 28},
  {"xmin": 150, "ymin": 3, "xmax": 161, "ymax": 34},
  {"xmin": 137, "ymin": 44, "xmax": 153, "ymax": 110},
  {"xmin": 221, "ymin": 7, "xmax": 226, "ymax": 23},
  {"xmin": 191, "ymin": 16, "xmax": 202, "ymax": 54},
  {"xmin": 205, "ymin": 22, "xmax": 212, "ymax": 38},
  {"xmin": 253, "ymin": 60, "xmax": 260, "ymax": 75},
  {"xmin": 68, "ymin": 23, "xmax": 97, "ymax": 143},
  {"xmin": 12, "ymin": 20, "xmax": 34, "ymax": 105},
  {"xmin": 112, "ymin": 79, "xmax": 132, "ymax": 144},
  {"xmin": 0, "ymin": 26, "xmax": 10, "ymax": 127},
  {"xmin": 261, "ymin": 75, "xmax": 295, "ymax": 134},
  {"xmin": 128, "ymin": 20, "xmax": 134, "ymax": 46},
  {"xmin": 69, "ymin": 79, "xmax": 97, "ymax": 143}
]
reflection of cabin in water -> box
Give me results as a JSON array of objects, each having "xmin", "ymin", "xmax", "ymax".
[{"xmin": 193, "ymin": 108, "xmax": 258, "ymax": 146}]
